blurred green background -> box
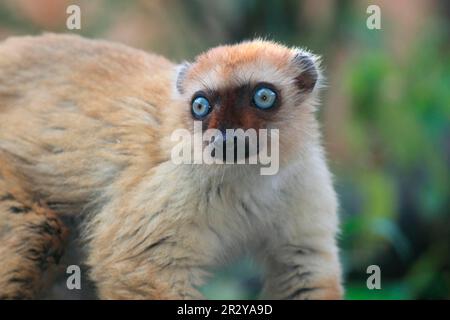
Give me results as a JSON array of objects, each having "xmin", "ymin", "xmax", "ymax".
[{"xmin": 1, "ymin": 0, "xmax": 448, "ymax": 300}]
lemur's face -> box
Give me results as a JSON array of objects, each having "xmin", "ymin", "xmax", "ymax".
[{"xmin": 175, "ymin": 40, "xmax": 321, "ymax": 164}]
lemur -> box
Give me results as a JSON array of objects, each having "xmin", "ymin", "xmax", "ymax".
[{"xmin": 0, "ymin": 34, "xmax": 342, "ymax": 299}]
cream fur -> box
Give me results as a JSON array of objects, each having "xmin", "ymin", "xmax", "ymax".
[{"xmin": 0, "ymin": 34, "xmax": 342, "ymax": 299}]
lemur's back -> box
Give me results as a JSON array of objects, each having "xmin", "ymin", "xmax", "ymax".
[{"xmin": 0, "ymin": 34, "xmax": 173, "ymax": 213}]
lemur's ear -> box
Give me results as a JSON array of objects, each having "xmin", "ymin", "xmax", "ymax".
[
  {"xmin": 292, "ymin": 51, "xmax": 320, "ymax": 93},
  {"xmin": 175, "ymin": 61, "xmax": 191, "ymax": 95}
]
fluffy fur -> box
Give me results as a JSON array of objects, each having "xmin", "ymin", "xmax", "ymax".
[{"xmin": 0, "ymin": 34, "xmax": 342, "ymax": 299}]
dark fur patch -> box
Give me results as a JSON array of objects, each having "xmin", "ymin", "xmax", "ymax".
[
  {"xmin": 0, "ymin": 193, "xmax": 14, "ymax": 201},
  {"xmin": 0, "ymin": 293, "xmax": 29, "ymax": 300},
  {"xmin": 28, "ymin": 220, "xmax": 61, "ymax": 237},
  {"xmin": 293, "ymin": 53, "xmax": 318, "ymax": 92},
  {"xmin": 280, "ymin": 270, "xmax": 312, "ymax": 290},
  {"xmin": 193, "ymin": 83, "xmax": 280, "ymax": 133},
  {"xmin": 9, "ymin": 206, "xmax": 31, "ymax": 214},
  {"xmin": 9, "ymin": 276, "xmax": 33, "ymax": 284},
  {"xmin": 143, "ymin": 236, "xmax": 171, "ymax": 253},
  {"xmin": 285, "ymin": 287, "xmax": 318, "ymax": 300}
]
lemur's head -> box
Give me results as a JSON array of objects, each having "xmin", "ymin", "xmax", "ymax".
[{"xmin": 174, "ymin": 39, "xmax": 322, "ymax": 169}]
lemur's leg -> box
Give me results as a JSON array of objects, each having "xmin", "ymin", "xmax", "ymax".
[
  {"xmin": 85, "ymin": 192, "xmax": 210, "ymax": 300},
  {"xmin": 260, "ymin": 189, "xmax": 343, "ymax": 299},
  {"xmin": 0, "ymin": 175, "xmax": 68, "ymax": 299},
  {"xmin": 261, "ymin": 235, "xmax": 343, "ymax": 300}
]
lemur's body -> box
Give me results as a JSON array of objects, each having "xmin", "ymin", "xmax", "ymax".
[{"xmin": 0, "ymin": 34, "xmax": 342, "ymax": 299}]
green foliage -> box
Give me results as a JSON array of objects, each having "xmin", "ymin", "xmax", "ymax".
[{"xmin": 339, "ymin": 22, "xmax": 450, "ymax": 299}]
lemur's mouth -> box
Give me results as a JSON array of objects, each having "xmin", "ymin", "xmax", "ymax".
[{"xmin": 210, "ymin": 134, "xmax": 259, "ymax": 162}]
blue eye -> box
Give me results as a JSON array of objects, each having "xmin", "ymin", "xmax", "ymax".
[
  {"xmin": 253, "ymin": 87, "xmax": 277, "ymax": 109},
  {"xmin": 192, "ymin": 96, "xmax": 211, "ymax": 118}
]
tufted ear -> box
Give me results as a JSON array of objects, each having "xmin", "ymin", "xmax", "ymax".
[
  {"xmin": 292, "ymin": 51, "xmax": 320, "ymax": 93},
  {"xmin": 175, "ymin": 61, "xmax": 191, "ymax": 95}
]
